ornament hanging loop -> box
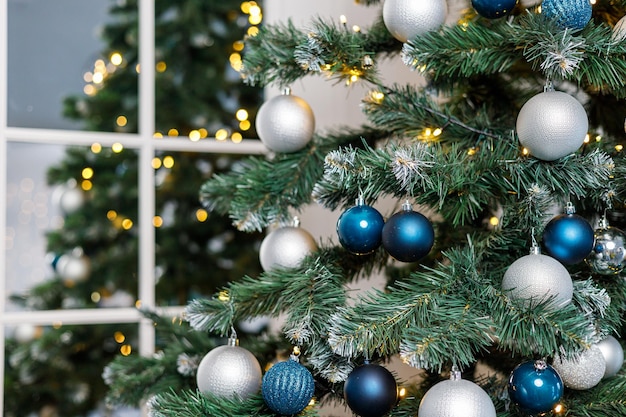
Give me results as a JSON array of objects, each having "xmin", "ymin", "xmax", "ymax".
[
  {"xmin": 530, "ymin": 228, "xmax": 541, "ymax": 255},
  {"xmin": 544, "ymin": 79, "xmax": 554, "ymax": 92}
]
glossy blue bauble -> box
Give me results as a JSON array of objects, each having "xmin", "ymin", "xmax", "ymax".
[
  {"xmin": 262, "ymin": 360, "xmax": 315, "ymax": 415},
  {"xmin": 472, "ymin": 0, "xmax": 517, "ymax": 19},
  {"xmin": 542, "ymin": 0, "xmax": 592, "ymax": 31},
  {"xmin": 543, "ymin": 213, "xmax": 594, "ymax": 265},
  {"xmin": 508, "ymin": 361, "xmax": 564, "ymax": 414},
  {"xmin": 344, "ymin": 364, "xmax": 398, "ymax": 417},
  {"xmin": 337, "ymin": 204, "xmax": 384, "ymax": 255},
  {"xmin": 382, "ymin": 210, "xmax": 434, "ymax": 262}
]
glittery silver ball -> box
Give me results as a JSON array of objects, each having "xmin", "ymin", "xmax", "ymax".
[
  {"xmin": 382, "ymin": 0, "xmax": 448, "ymax": 43},
  {"xmin": 256, "ymin": 93, "xmax": 315, "ymax": 153},
  {"xmin": 613, "ymin": 15, "xmax": 626, "ymax": 41},
  {"xmin": 196, "ymin": 345, "xmax": 262, "ymax": 399},
  {"xmin": 552, "ymin": 345, "xmax": 606, "ymax": 390},
  {"xmin": 259, "ymin": 226, "xmax": 317, "ymax": 271},
  {"xmin": 516, "ymin": 91, "xmax": 588, "ymax": 161},
  {"xmin": 418, "ymin": 378, "xmax": 497, "ymax": 417},
  {"xmin": 596, "ymin": 336, "xmax": 624, "ymax": 378},
  {"xmin": 502, "ymin": 253, "xmax": 573, "ymax": 308},
  {"xmin": 585, "ymin": 226, "xmax": 626, "ymax": 275}
]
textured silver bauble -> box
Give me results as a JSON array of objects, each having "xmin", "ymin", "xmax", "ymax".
[
  {"xmin": 613, "ymin": 15, "xmax": 626, "ymax": 41},
  {"xmin": 516, "ymin": 90, "xmax": 588, "ymax": 161},
  {"xmin": 196, "ymin": 344, "xmax": 262, "ymax": 399},
  {"xmin": 596, "ymin": 336, "xmax": 624, "ymax": 378},
  {"xmin": 502, "ymin": 252, "xmax": 573, "ymax": 308},
  {"xmin": 255, "ymin": 93, "xmax": 315, "ymax": 153},
  {"xmin": 418, "ymin": 378, "xmax": 496, "ymax": 417},
  {"xmin": 382, "ymin": 0, "xmax": 447, "ymax": 43},
  {"xmin": 552, "ymin": 345, "xmax": 606, "ymax": 390},
  {"xmin": 259, "ymin": 226, "xmax": 317, "ymax": 271}
]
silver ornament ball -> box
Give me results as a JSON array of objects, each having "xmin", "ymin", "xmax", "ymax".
[
  {"xmin": 502, "ymin": 252, "xmax": 573, "ymax": 308},
  {"xmin": 53, "ymin": 182, "xmax": 85, "ymax": 214},
  {"xmin": 56, "ymin": 250, "xmax": 91, "ymax": 283},
  {"xmin": 613, "ymin": 15, "xmax": 626, "ymax": 42},
  {"xmin": 255, "ymin": 92, "xmax": 315, "ymax": 153},
  {"xmin": 196, "ymin": 344, "xmax": 262, "ymax": 400},
  {"xmin": 382, "ymin": 0, "xmax": 447, "ymax": 43},
  {"xmin": 418, "ymin": 377, "xmax": 496, "ymax": 417},
  {"xmin": 596, "ymin": 336, "xmax": 624, "ymax": 378},
  {"xmin": 552, "ymin": 345, "xmax": 606, "ymax": 390},
  {"xmin": 585, "ymin": 225, "xmax": 626, "ymax": 275},
  {"xmin": 516, "ymin": 90, "xmax": 588, "ymax": 161},
  {"xmin": 259, "ymin": 225, "xmax": 317, "ymax": 271}
]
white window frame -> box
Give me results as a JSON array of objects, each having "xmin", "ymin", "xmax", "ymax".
[{"xmin": 0, "ymin": 1, "xmax": 264, "ymax": 414}]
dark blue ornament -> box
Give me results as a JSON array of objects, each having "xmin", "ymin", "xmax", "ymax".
[
  {"xmin": 262, "ymin": 359, "xmax": 315, "ymax": 415},
  {"xmin": 337, "ymin": 199, "xmax": 384, "ymax": 255},
  {"xmin": 543, "ymin": 211, "xmax": 594, "ymax": 265},
  {"xmin": 508, "ymin": 360, "xmax": 564, "ymax": 414},
  {"xmin": 472, "ymin": 0, "xmax": 517, "ymax": 19},
  {"xmin": 344, "ymin": 363, "xmax": 398, "ymax": 417},
  {"xmin": 542, "ymin": 0, "xmax": 592, "ymax": 31},
  {"xmin": 382, "ymin": 206, "xmax": 434, "ymax": 262}
]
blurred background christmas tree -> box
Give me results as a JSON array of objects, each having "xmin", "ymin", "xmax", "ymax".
[{"xmin": 4, "ymin": 1, "xmax": 265, "ymax": 416}]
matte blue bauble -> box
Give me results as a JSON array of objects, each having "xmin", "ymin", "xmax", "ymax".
[
  {"xmin": 472, "ymin": 0, "xmax": 517, "ymax": 19},
  {"xmin": 337, "ymin": 202, "xmax": 384, "ymax": 255},
  {"xmin": 508, "ymin": 360, "xmax": 564, "ymax": 414},
  {"xmin": 262, "ymin": 359, "xmax": 315, "ymax": 415},
  {"xmin": 543, "ymin": 213, "xmax": 594, "ymax": 265},
  {"xmin": 542, "ymin": 0, "xmax": 592, "ymax": 31},
  {"xmin": 344, "ymin": 363, "xmax": 398, "ymax": 417},
  {"xmin": 382, "ymin": 209, "xmax": 434, "ymax": 262}
]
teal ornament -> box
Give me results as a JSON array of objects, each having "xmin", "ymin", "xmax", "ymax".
[
  {"xmin": 508, "ymin": 360, "xmax": 564, "ymax": 414},
  {"xmin": 543, "ymin": 204, "xmax": 594, "ymax": 265},
  {"xmin": 472, "ymin": 0, "xmax": 517, "ymax": 19},
  {"xmin": 382, "ymin": 202, "xmax": 434, "ymax": 262},
  {"xmin": 336, "ymin": 197, "xmax": 384, "ymax": 255},
  {"xmin": 542, "ymin": 0, "xmax": 592, "ymax": 31},
  {"xmin": 262, "ymin": 358, "xmax": 315, "ymax": 415}
]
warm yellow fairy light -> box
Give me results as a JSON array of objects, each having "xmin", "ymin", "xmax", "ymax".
[
  {"xmin": 239, "ymin": 120, "xmax": 251, "ymax": 131},
  {"xmin": 122, "ymin": 218, "xmax": 133, "ymax": 230},
  {"xmin": 116, "ymin": 115, "xmax": 128, "ymax": 127},
  {"xmin": 247, "ymin": 26, "xmax": 259, "ymax": 36},
  {"xmin": 152, "ymin": 157, "xmax": 162, "ymax": 169},
  {"xmin": 522, "ymin": 147, "xmax": 530, "ymax": 156},
  {"xmin": 230, "ymin": 53, "xmax": 243, "ymax": 71},
  {"xmin": 352, "ymin": 25, "xmax": 361, "ymax": 32},
  {"xmin": 468, "ymin": 147, "xmax": 477, "ymax": 156},
  {"xmin": 241, "ymin": 1, "xmax": 251, "ymax": 13},
  {"xmin": 216, "ymin": 129, "xmax": 229, "ymax": 140},
  {"xmin": 153, "ymin": 132, "xmax": 164, "ymax": 138},
  {"xmin": 340, "ymin": 15, "xmax": 347, "ymax": 25},
  {"xmin": 553, "ymin": 403, "xmax": 565, "ymax": 414},
  {"xmin": 595, "ymin": 135, "xmax": 602, "ymax": 142},
  {"xmin": 168, "ymin": 128, "xmax": 179, "ymax": 136},
  {"xmin": 233, "ymin": 40, "xmax": 245, "ymax": 51},
  {"xmin": 232, "ymin": 132, "xmax": 243, "ymax": 142},
  {"xmin": 350, "ymin": 74, "xmax": 359, "ymax": 83},
  {"xmin": 114, "ymin": 331, "xmax": 126, "ymax": 343},
  {"xmin": 110, "ymin": 52, "xmax": 123, "ymax": 66},
  {"xmin": 398, "ymin": 387, "xmax": 407, "ymax": 398},
  {"xmin": 82, "ymin": 167, "xmax": 94, "ymax": 179},
  {"xmin": 189, "ymin": 130, "xmax": 201, "ymax": 141},
  {"xmin": 249, "ymin": 3, "xmax": 261, "ymax": 15},
  {"xmin": 92, "ymin": 72, "xmax": 104, "ymax": 84},
  {"xmin": 112, "ymin": 142, "xmax": 124, "ymax": 153},
  {"xmin": 163, "ymin": 156, "xmax": 175, "ymax": 168},
  {"xmin": 156, "ymin": 61, "xmax": 167, "ymax": 73},
  {"xmin": 218, "ymin": 290, "xmax": 230, "ymax": 301},
  {"xmin": 83, "ymin": 72, "xmax": 93, "ymax": 83},
  {"xmin": 53, "ymin": 322, "xmax": 63, "ymax": 329},
  {"xmin": 199, "ymin": 128, "xmax": 209, "ymax": 138},
  {"xmin": 81, "ymin": 180, "xmax": 93, "ymax": 191},
  {"xmin": 249, "ymin": 13, "xmax": 262, "ymax": 25},
  {"xmin": 153, "ymin": 216, "xmax": 163, "ymax": 227},
  {"xmin": 236, "ymin": 109, "xmax": 249, "ymax": 121},
  {"xmin": 584, "ymin": 133, "xmax": 591, "ymax": 143},
  {"xmin": 424, "ymin": 128, "xmax": 432, "ymax": 137},
  {"xmin": 91, "ymin": 292, "xmax": 101, "ymax": 302},
  {"xmin": 107, "ymin": 210, "xmax": 118, "ymax": 220},
  {"xmin": 489, "ymin": 216, "xmax": 500, "ymax": 226},
  {"xmin": 196, "ymin": 209, "xmax": 209, "ymax": 222},
  {"xmin": 91, "ymin": 143, "xmax": 102, "ymax": 153},
  {"xmin": 120, "ymin": 345, "xmax": 132, "ymax": 356},
  {"xmin": 84, "ymin": 85, "xmax": 97, "ymax": 96},
  {"xmin": 616, "ymin": 144, "xmax": 624, "ymax": 152}
]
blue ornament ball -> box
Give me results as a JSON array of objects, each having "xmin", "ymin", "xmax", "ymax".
[
  {"xmin": 382, "ymin": 208, "xmax": 434, "ymax": 262},
  {"xmin": 472, "ymin": 0, "xmax": 517, "ymax": 19},
  {"xmin": 542, "ymin": 0, "xmax": 592, "ymax": 31},
  {"xmin": 344, "ymin": 363, "xmax": 398, "ymax": 417},
  {"xmin": 543, "ymin": 213, "xmax": 594, "ymax": 265},
  {"xmin": 508, "ymin": 360, "xmax": 564, "ymax": 414},
  {"xmin": 262, "ymin": 359, "xmax": 315, "ymax": 415},
  {"xmin": 336, "ymin": 201, "xmax": 384, "ymax": 255}
]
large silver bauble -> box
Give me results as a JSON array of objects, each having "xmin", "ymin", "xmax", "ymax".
[
  {"xmin": 418, "ymin": 378, "xmax": 496, "ymax": 417},
  {"xmin": 502, "ymin": 253, "xmax": 573, "ymax": 308},
  {"xmin": 53, "ymin": 182, "xmax": 85, "ymax": 214},
  {"xmin": 516, "ymin": 90, "xmax": 588, "ymax": 161},
  {"xmin": 196, "ymin": 345, "xmax": 262, "ymax": 399},
  {"xmin": 56, "ymin": 249, "xmax": 91, "ymax": 284},
  {"xmin": 552, "ymin": 345, "xmax": 606, "ymax": 390},
  {"xmin": 255, "ymin": 93, "xmax": 315, "ymax": 153},
  {"xmin": 382, "ymin": 0, "xmax": 447, "ymax": 43},
  {"xmin": 596, "ymin": 336, "xmax": 624, "ymax": 378},
  {"xmin": 259, "ymin": 226, "xmax": 317, "ymax": 271},
  {"xmin": 585, "ymin": 225, "xmax": 626, "ymax": 275}
]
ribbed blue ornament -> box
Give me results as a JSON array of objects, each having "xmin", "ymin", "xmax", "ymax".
[
  {"xmin": 543, "ymin": 213, "xmax": 594, "ymax": 265},
  {"xmin": 508, "ymin": 360, "xmax": 564, "ymax": 414},
  {"xmin": 471, "ymin": 0, "xmax": 517, "ymax": 19},
  {"xmin": 262, "ymin": 359, "xmax": 315, "ymax": 415},
  {"xmin": 336, "ymin": 201, "xmax": 384, "ymax": 255},
  {"xmin": 542, "ymin": 0, "xmax": 592, "ymax": 31}
]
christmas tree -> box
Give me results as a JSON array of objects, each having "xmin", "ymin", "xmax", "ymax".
[
  {"xmin": 4, "ymin": 1, "xmax": 264, "ymax": 416},
  {"xmin": 107, "ymin": 1, "xmax": 626, "ymax": 416}
]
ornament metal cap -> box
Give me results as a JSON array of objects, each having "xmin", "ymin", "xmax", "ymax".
[
  {"xmin": 534, "ymin": 359, "xmax": 548, "ymax": 372},
  {"xmin": 282, "ymin": 87, "xmax": 292, "ymax": 96},
  {"xmin": 565, "ymin": 201, "xmax": 576, "ymax": 215},
  {"xmin": 402, "ymin": 200, "xmax": 412, "ymax": 211},
  {"xmin": 449, "ymin": 366, "xmax": 462, "ymax": 381}
]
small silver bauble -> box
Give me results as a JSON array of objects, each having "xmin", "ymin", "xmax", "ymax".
[
  {"xmin": 196, "ymin": 338, "xmax": 262, "ymax": 400},
  {"xmin": 53, "ymin": 181, "xmax": 85, "ymax": 214},
  {"xmin": 382, "ymin": 0, "xmax": 448, "ymax": 43},
  {"xmin": 552, "ymin": 345, "xmax": 606, "ymax": 390},
  {"xmin": 56, "ymin": 248, "xmax": 91, "ymax": 284},
  {"xmin": 613, "ymin": 15, "xmax": 626, "ymax": 42},
  {"xmin": 585, "ymin": 218, "xmax": 626, "ymax": 275},
  {"xmin": 418, "ymin": 370, "xmax": 496, "ymax": 417},
  {"xmin": 596, "ymin": 336, "xmax": 624, "ymax": 378},
  {"xmin": 255, "ymin": 89, "xmax": 315, "ymax": 153},
  {"xmin": 502, "ymin": 246, "xmax": 573, "ymax": 308},
  {"xmin": 259, "ymin": 224, "xmax": 317, "ymax": 271},
  {"xmin": 516, "ymin": 88, "xmax": 588, "ymax": 161}
]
